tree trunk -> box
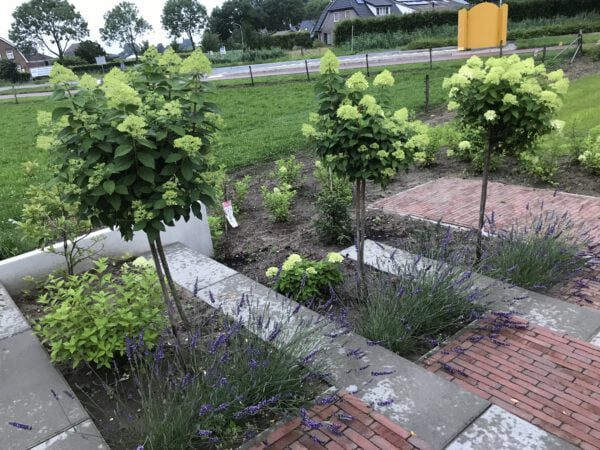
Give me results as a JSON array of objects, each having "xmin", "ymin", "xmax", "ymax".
[
  {"xmin": 355, "ymin": 179, "xmax": 367, "ymax": 299},
  {"xmin": 476, "ymin": 129, "xmax": 493, "ymax": 262},
  {"xmin": 188, "ymin": 32, "xmax": 196, "ymax": 50},
  {"xmin": 148, "ymin": 236, "xmax": 180, "ymax": 342},
  {"xmin": 156, "ymin": 234, "xmax": 191, "ymax": 330}
]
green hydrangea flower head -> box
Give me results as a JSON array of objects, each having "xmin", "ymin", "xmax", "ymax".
[
  {"xmin": 180, "ymin": 49, "xmax": 212, "ymax": 75},
  {"xmin": 319, "ymin": 50, "xmax": 339, "ymax": 74},
  {"xmin": 484, "ymin": 110, "xmax": 497, "ymax": 122},
  {"xmin": 117, "ymin": 115, "xmax": 147, "ymax": 139},
  {"xmin": 159, "ymin": 48, "xmax": 183, "ymax": 71},
  {"xmin": 336, "ymin": 104, "xmax": 361, "ymax": 121},
  {"xmin": 49, "ymin": 64, "xmax": 78, "ymax": 85},
  {"xmin": 373, "ymin": 69, "xmax": 394, "ymax": 87},
  {"xmin": 79, "ymin": 74, "xmax": 98, "ymax": 90},
  {"xmin": 174, "ymin": 135, "xmax": 203, "ymax": 156},
  {"xmin": 345, "ymin": 71, "xmax": 369, "ymax": 91},
  {"xmin": 359, "ymin": 95, "xmax": 383, "ymax": 116}
]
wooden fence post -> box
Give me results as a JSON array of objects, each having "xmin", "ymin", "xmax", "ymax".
[
  {"xmin": 424, "ymin": 74, "xmax": 430, "ymax": 113},
  {"xmin": 305, "ymin": 60, "xmax": 310, "ymax": 81},
  {"xmin": 366, "ymin": 53, "xmax": 370, "ymax": 77},
  {"xmin": 249, "ymin": 65, "xmax": 254, "ymax": 86}
]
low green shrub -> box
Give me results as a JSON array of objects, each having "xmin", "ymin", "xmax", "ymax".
[
  {"xmin": 313, "ymin": 160, "xmax": 353, "ymax": 244},
  {"xmin": 266, "ymin": 252, "xmax": 345, "ymax": 302},
  {"xmin": 271, "ymin": 155, "xmax": 304, "ymax": 188},
  {"xmin": 35, "ymin": 258, "xmax": 166, "ymax": 368},
  {"xmin": 577, "ymin": 133, "xmax": 600, "ymax": 173},
  {"xmin": 481, "ymin": 207, "xmax": 590, "ymax": 290},
  {"xmin": 357, "ymin": 251, "xmax": 485, "ymax": 357},
  {"xmin": 262, "ymin": 184, "xmax": 296, "ymax": 221}
]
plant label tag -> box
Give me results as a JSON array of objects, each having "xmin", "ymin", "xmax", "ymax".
[{"xmin": 222, "ymin": 200, "xmax": 238, "ymax": 228}]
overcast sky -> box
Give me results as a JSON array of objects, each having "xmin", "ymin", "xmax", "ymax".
[{"xmin": 1, "ymin": 0, "xmax": 225, "ymax": 54}]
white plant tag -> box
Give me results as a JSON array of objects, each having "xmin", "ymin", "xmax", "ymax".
[{"xmin": 222, "ymin": 200, "xmax": 238, "ymax": 228}]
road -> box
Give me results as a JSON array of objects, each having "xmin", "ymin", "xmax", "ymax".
[{"xmin": 0, "ymin": 44, "xmax": 559, "ymax": 100}]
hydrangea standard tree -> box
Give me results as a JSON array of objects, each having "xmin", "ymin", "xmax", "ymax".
[
  {"xmin": 47, "ymin": 48, "xmax": 219, "ymax": 333},
  {"xmin": 443, "ymin": 55, "xmax": 569, "ymax": 259},
  {"xmin": 303, "ymin": 51, "xmax": 430, "ymax": 290}
]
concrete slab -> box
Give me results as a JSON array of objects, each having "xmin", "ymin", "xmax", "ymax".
[
  {"xmin": 0, "ymin": 283, "xmax": 30, "ymax": 340},
  {"xmin": 30, "ymin": 419, "xmax": 107, "ymax": 449},
  {"xmin": 342, "ymin": 240, "xmax": 600, "ymax": 341},
  {"xmin": 161, "ymin": 242, "xmax": 237, "ymax": 292},
  {"xmin": 0, "ymin": 332, "xmax": 89, "ymax": 450},
  {"xmin": 591, "ymin": 331, "xmax": 600, "ymax": 347},
  {"xmin": 196, "ymin": 273, "xmax": 490, "ymax": 449},
  {"xmin": 446, "ymin": 405, "xmax": 578, "ymax": 450}
]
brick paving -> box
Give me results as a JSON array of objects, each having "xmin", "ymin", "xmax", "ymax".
[
  {"xmin": 248, "ymin": 391, "xmax": 432, "ymax": 450},
  {"xmin": 372, "ymin": 177, "xmax": 600, "ymax": 309},
  {"xmin": 422, "ymin": 315, "xmax": 600, "ymax": 450}
]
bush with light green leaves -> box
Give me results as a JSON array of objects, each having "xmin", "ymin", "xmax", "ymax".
[
  {"xmin": 265, "ymin": 252, "xmax": 345, "ymax": 302},
  {"xmin": 46, "ymin": 48, "xmax": 221, "ymax": 330},
  {"xmin": 303, "ymin": 51, "xmax": 430, "ymax": 288},
  {"xmin": 443, "ymin": 54, "xmax": 569, "ymax": 257},
  {"xmin": 577, "ymin": 132, "xmax": 600, "ymax": 174},
  {"xmin": 35, "ymin": 258, "xmax": 166, "ymax": 368}
]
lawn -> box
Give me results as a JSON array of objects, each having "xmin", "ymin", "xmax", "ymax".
[{"xmin": 0, "ymin": 59, "xmax": 598, "ymax": 258}]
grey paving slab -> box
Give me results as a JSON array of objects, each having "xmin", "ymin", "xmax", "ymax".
[
  {"xmin": 30, "ymin": 419, "xmax": 107, "ymax": 449},
  {"xmin": 0, "ymin": 282, "xmax": 30, "ymax": 340},
  {"xmin": 161, "ymin": 242, "xmax": 237, "ymax": 292},
  {"xmin": 0, "ymin": 331, "xmax": 89, "ymax": 450},
  {"xmin": 591, "ymin": 331, "xmax": 600, "ymax": 347},
  {"xmin": 445, "ymin": 405, "xmax": 578, "ymax": 450},
  {"xmin": 342, "ymin": 240, "xmax": 600, "ymax": 341},
  {"xmin": 196, "ymin": 273, "xmax": 489, "ymax": 449}
]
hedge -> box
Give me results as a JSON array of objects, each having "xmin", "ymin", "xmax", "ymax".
[
  {"xmin": 70, "ymin": 59, "xmax": 138, "ymax": 74},
  {"xmin": 334, "ymin": 0, "xmax": 600, "ymax": 44}
]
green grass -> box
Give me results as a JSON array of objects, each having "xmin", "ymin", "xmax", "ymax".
[
  {"xmin": 0, "ymin": 98, "xmax": 52, "ymax": 257},
  {"xmin": 558, "ymin": 73, "xmax": 600, "ymax": 130},
  {"xmin": 516, "ymin": 32, "xmax": 600, "ymax": 49}
]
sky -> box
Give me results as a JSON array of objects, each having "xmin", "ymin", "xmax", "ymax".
[{"xmin": 0, "ymin": 0, "xmax": 225, "ymax": 54}]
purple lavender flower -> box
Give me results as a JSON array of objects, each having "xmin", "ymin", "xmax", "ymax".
[
  {"xmin": 371, "ymin": 370, "xmax": 395, "ymax": 376},
  {"xmin": 8, "ymin": 422, "xmax": 32, "ymax": 431},
  {"xmin": 199, "ymin": 403, "xmax": 212, "ymax": 417},
  {"xmin": 377, "ymin": 399, "xmax": 394, "ymax": 407},
  {"xmin": 366, "ymin": 339, "xmax": 383, "ymax": 346},
  {"xmin": 63, "ymin": 390, "xmax": 75, "ymax": 399},
  {"xmin": 197, "ymin": 429, "xmax": 213, "ymax": 437}
]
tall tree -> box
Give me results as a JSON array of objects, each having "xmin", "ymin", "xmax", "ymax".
[
  {"xmin": 261, "ymin": 0, "xmax": 306, "ymax": 31},
  {"xmin": 9, "ymin": 0, "xmax": 88, "ymax": 61},
  {"xmin": 0, "ymin": 60, "xmax": 24, "ymax": 104},
  {"xmin": 74, "ymin": 40, "xmax": 106, "ymax": 64},
  {"xmin": 208, "ymin": 0, "xmax": 264, "ymax": 41},
  {"xmin": 100, "ymin": 1, "xmax": 152, "ymax": 62},
  {"xmin": 161, "ymin": 0, "xmax": 208, "ymax": 51},
  {"xmin": 304, "ymin": 0, "xmax": 329, "ymax": 20}
]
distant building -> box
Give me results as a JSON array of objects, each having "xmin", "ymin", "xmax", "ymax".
[
  {"xmin": 64, "ymin": 42, "xmax": 81, "ymax": 56},
  {"xmin": 313, "ymin": 0, "xmax": 467, "ymax": 45},
  {"xmin": 0, "ymin": 37, "xmax": 31, "ymax": 72},
  {"xmin": 25, "ymin": 52, "xmax": 54, "ymax": 68}
]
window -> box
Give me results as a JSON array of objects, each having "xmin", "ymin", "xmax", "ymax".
[
  {"xmin": 376, "ymin": 6, "xmax": 391, "ymax": 15},
  {"xmin": 333, "ymin": 10, "xmax": 351, "ymax": 22},
  {"xmin": 6, "ymin": 49, "xmax": 14, "ymax": 60}
]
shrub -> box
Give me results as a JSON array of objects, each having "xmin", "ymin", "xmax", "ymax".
[
  {"xmin": 519, "ymin": 130, "xmax": 567, "ymax": 183},
  {"xmin": 35, "ymin": 258, "xmax": 166, "ymax": 368},
  {"xmin": 357, "ymin": 251, "xmax": 485, "ymax": 357},
  {"xmin": 577, "ymin": 133, "xmax": 600, "ymax": 173},
  {"xmin": 262, "ymin": 184, "xmax": 296, "ymax": 221},
  {"xmin": 481, "ymin": 207, "xmax": 591, "ymax": 290},
  {"xmin": 313, "ymin": 160, "xmax": 353, "ymax": 244},
  {"xmin": 266, "ymin": 252, "xmax": 345, "ymax": 302},
  {"xmin": 271, "ymin": 155, "xmax": 304, "ymax": 188},
  {"xmin": 123, "ymin": 300, "xmax": 327, "ymax": 449}
]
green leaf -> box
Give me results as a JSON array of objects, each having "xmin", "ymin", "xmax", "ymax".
[
  {"xmin": 115, "ymin": 144, "xmax": 132, "ymax": 158},
  {"xmin": 52, "ymin": 107, "xmax": 71, "ymax": 120},
  {"xmin": 137, "ymin": 152, "xmax": 155, "ymax": 169},
  {"xmin": 181, "ymin": 161, "xmax": 193, "ymax": 181},
  {"xmin": 165, "ymin": 153, "xmax": 182, "ymax": 163},
  {"xmin": 169, "ymin": 124, "xmax": 186, "ymax": 136},
  {"xmin": 112, "ymin": 157, "xmax": 133, "ymax": 172},
  {"xmin": 103, "ymin": 180, "xmax": 115, "ymax": 195},
  {"xmin": 138, "ymin": 167, "xmax": 155, "ymax": 184}
]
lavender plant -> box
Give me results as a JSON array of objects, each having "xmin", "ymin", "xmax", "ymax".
[
  {"xmin": 121, "ymin": 299, "xmax": 328, "ymax": 449},
  {"xmin": 480, "ymin": 206, "xmax": 593, "ymax": 290}
]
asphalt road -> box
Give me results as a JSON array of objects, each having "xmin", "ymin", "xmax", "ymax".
[{"xmin": 0, "ymin": 43, "xmax": 560, "ymax": 100}]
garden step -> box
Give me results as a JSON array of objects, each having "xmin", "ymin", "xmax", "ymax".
[
  {"xmin": 423, "ymin": 318, "xmax": 600, "ymax": 449},
  {"xmin": 341, "ymin": 240, "xmax": 600, "ymax": 342},
  {"xmin": 0, "ymin": 283, "xmax": 107, "ymax": 450}
]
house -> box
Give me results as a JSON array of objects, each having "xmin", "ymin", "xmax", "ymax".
[
  {"xmin": 313, "ymin": 0, "xmax": 468, "ymax": 45},
  {"xmin": 25, "ymin": 52, "xmax": 54, "ymax": 68},
  {"xmin": 0, "ymin": 37, "xmax": 30, "ymax": 72}
]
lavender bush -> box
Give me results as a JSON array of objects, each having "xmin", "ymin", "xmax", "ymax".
[
  {"xmin": 480, "ymin": 205, "xmax": 595, "ymax": 290},
  {"xmin": 120, "ymin": 298, "xmax": 329, "ymax": 449}
]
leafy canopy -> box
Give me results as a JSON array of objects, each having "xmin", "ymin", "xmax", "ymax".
[
  {"xmin": 47, "ymin": 48, "xmax": 219, "ymax": 242},
  {"xmin": 74, "ymin": 40, "xmax": 107, "ymax": 64},
  {"xmin": 161, "ymin": 0, "xmax": 208, "ymax": 50},
  {"xmin": 9, "ymin": 0, "xmax": 89, "ymax": 59},
  {"xmin": 100, "ymin": 1, "xmax": 152, "ymax": 59}
]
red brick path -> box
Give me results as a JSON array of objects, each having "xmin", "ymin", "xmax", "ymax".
[
  {"xmin": 372, "ymin": 177, "xmax": 600, "ymax": 309},
  {"xmin": 422, "ymin": 316, "xmax": 600, "ymax": 450},
  {"xmin": 249, "ymin": 391, "xmax": 432, "ymax": 450}
]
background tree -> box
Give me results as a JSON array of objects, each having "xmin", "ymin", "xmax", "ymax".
[
  {"xmin": 74, "ymin": 40, "xmax": 106, "ymax": 64},
  {"xmin": 201, "ymin": 32, "xmax": 220, "ymax": 52},
  {"xmin": 304, "ymin": 0, "xmax": 328, "ymax": 20},
  {"xmin": 261, "ymin": 0, "xmax": 306, "ymax": 31},
  {"xmin": 443, "ymin": 55, "xmax": 569, "ymax": 259},
  {"xmin": 0, "ymin": 60, "xmax": 24, "ymax": 104},
  {"xmin": 9, "ymin": 0, "xmax": 88, "ymax": 61},
  {"xmin": 162, "ymin": 0, "xmax": 208, "ymax": 51},
  {"xmin": 208, "ymin": 0, "xmax": 264, "ymax": 42},
  {"xmin": 101, "ymin": 1, "xmax": 152, "ymax": 62}
]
